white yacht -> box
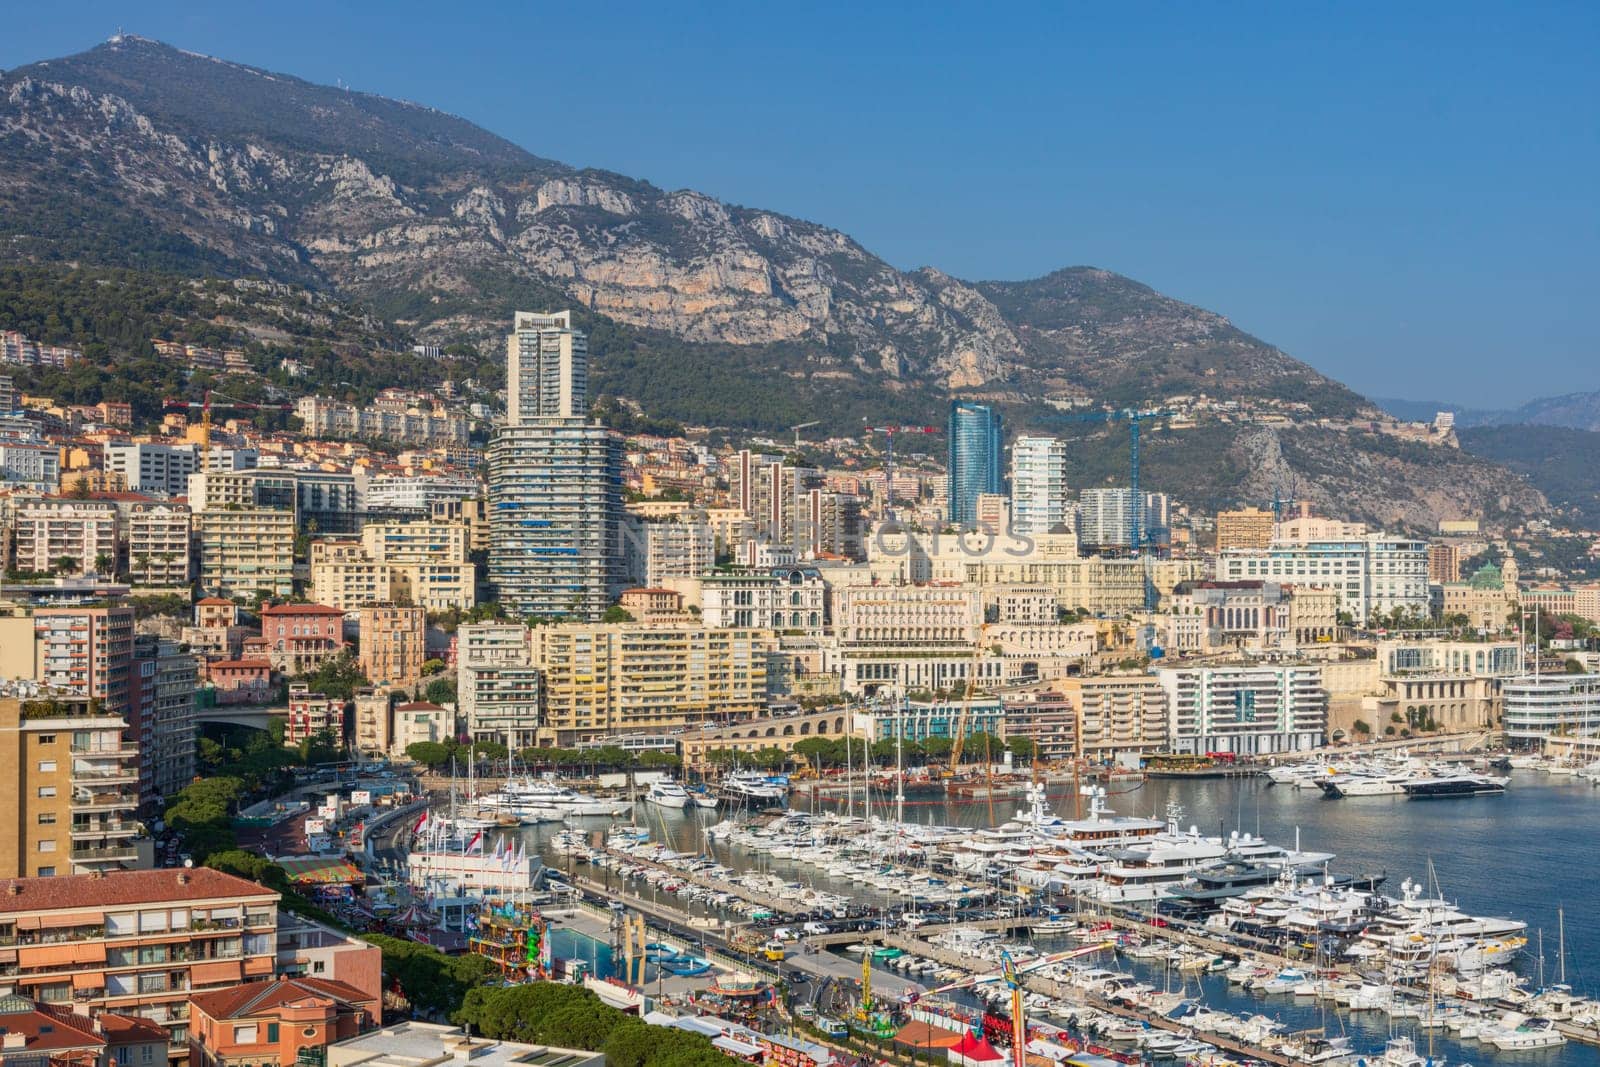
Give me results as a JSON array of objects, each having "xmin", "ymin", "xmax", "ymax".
[
  {"xmin": 646, "ymin": 780, "xmax": 691, "ymax": 809},
  {"xmin": 720, "ymin": 771, "xmax": 789, "ymax": 803}
]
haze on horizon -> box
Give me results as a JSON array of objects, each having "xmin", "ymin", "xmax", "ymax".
[{"xmin": 5, "ymin": 0, "xmax": 1596, "ymax": 409}]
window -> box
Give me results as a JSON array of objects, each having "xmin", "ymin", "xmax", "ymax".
[
  {"xmin": 37, "ymin": 866, "xmax": 55, "ymax": 877},
  {"xmin": 36, "ymin": 735, "xmax": 55, "ymax": 745},
  {"xmin": 106, "ymin": 912, "xmax": 136, "ymax": 936},
  {"xmin": 36, "ymin": 787, "xmax": 55, "ymax": 799},
  {"xmin": 37, "ymin": 760, "xmax": 56, "ymax": 773},
  {"xmin": 266, "ymin": 1024, "xmax": 279, "ymax": 1043},
  {"xmin": 37, "ymin": 812, "xmax": 56, "ymax": 825},
  {"xmin": 234, "ymin": 1025, "xmax": 258, "ymax": 1044},
  {"xmin": 36, "ymin": 840, "xmax": 56, "ymax": 853}
]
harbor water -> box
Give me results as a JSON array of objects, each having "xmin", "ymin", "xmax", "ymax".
[{"xmin": 528, "ymin": 770, "xmax": 1600, "ymax": 1065}]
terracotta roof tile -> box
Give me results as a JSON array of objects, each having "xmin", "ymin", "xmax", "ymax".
[
  {"xmin": 189, "ymin": 976, "xmax": 373, "ymax": 1021},
  {"xmin": 0, "ymin": 869, "xmax": 276, "ymax": 914}
]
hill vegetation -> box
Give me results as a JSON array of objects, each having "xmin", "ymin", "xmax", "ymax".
[{"xmin": 1459, "ymin": 425, "xmax": 1600, "ymax": 526}]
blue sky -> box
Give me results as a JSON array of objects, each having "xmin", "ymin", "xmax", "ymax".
[{"xmin": 5, "ymin": 2, "xmax": 1597, "ymax": 407}]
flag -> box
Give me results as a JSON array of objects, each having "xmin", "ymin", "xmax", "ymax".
[
  {"xmin": 413, "ymin": 811, "xmax": 429, "ymax": 833},
  {"xmin": 466, "ymin": 830, "xmax": 484, "ymax": 854}
]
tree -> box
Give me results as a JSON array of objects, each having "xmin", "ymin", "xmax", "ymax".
[
  {"xmin": 792, "ymin": 737, "xmax": 838, "ymax": 768},
  {"xmin": 602, "ymin": 605, "xmax": 635, "ymax": 623},
  {"xmin": 636, "ymin": 749, "xmax": 681, "ymax": 769},
  {"xmin": 298, "ymin": 650, "xmax": 369, "ymax": 701},
  {"xmin": 93, "ymin": 552, "xmax": 115, "ymax": 576},
  {"xmin": 364, "ymin": 934, "xmax": 492, "ymax": 1018},
  {"xmin": 921, "ymin": 736, "xmax": 954, "ymax": 761},
  {"xmin": 421, "ymin": 658, "xmax": 446, "ymax": 676},
  {"xmin": 406, "ymin": 741, "xmax": 453, "ymax": 769},
  {"xmin": 423, "ymin": 677, "xmax": 457, "ymax": 705},
  {"xmin": 53, "ymin": 555, "xmax": 78, "ymax": 576},
  {"xmin": 1006, "ymin": 736, "xmax": 1037, "ymax": 761}
]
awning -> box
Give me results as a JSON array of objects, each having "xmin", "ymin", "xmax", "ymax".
[
  {"xmin": 713, "ymin": 1036, "xmax": 762, "ymax": 1058},
  {"xmin": 190, "ymin": 960, "xmax": 243, "ymax": 985},
  {"xmin": 39, "ymin": 912, "xmax": 102, "ymax": 929},
  {"xmin": 14, "ymin": 917, "xmax": 41, "ymax": 931},
  {"xmin": 18, "ymin": 944, "xmax": 79, "ymax": 968},
  {"xmin": 72, "ymin": 942, "xmax": 106, "ymax": 964},
  {"xmin": 72, "ymin": 973, "xmax": 102, "ymax": 991}
]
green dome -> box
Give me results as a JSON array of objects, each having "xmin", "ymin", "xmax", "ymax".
[{"xmin": 1468, "ymin": 562, "xmax": 1502, "ymax": 589}]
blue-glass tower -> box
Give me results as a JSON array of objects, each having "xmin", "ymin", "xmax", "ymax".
[{"xmin": 947, "ymin": 400, "xmax": 1003, "ymax": 526}]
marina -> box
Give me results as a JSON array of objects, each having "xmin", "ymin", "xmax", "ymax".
[{"xmin": 436, "ymin": 767, "xmax": 1600, "ymax": 1066}]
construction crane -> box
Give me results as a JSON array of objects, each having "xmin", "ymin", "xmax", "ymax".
[
  {"xmin": 789, "ymin": 420, "xmax": 820, "ymax": 448},
  {"xmin": 862, "ymin": 423, "xmax": 938, "ymax": 518},
  {"xmin": 1056, "ymin": 408, "xmax": 1175, "ymax": 612},
  {"xmin": 907, "ymin": 942, "xmax": 1115, "ymax": 1067},
  {"xmin": 162, "ymin": 390, "xmax": 292, "ymax": 472}
]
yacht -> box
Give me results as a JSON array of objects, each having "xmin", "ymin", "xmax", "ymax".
[
  {"xmin": 1404, "ymin": 772, "xmax": 1509, "ymax": 798},
  {"xmin": 646, "ymin": 781, "xmax": 691, "ymax": 809},
  {"xmin": 720, "ymin": 771, "xmax": 789, "ymax": 803}
]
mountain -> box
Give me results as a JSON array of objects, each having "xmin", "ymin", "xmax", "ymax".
[
  {"xmin": 1377, "ymin": 392, "xmax": 1600, "ymax": 433},
  {"xmin": 1458, "ymin": 425, "xmax": 1600, "ymax": 527},
  {"xmin": 0, "ymin": 36, "xmax": 1551, "ymax": 530}
]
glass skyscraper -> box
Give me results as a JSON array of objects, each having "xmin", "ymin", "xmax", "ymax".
[{"xmin": 947, "ymin": 400, "xmax": 1003, "ymax": 526}]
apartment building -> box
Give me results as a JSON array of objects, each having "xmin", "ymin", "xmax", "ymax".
[
  {"xmin": 193, "ymin": 509, "xmax": 295, "ymax": 600},
  {"xmin": 285, "ymin": 685, "xmax": 345, "ymax": 748},
  {"xmin": 999, "ymin": 690, "xmax": 1079, "ymax": 762},
  {"xmin": 0, "ymin": 604, "xmax": 135, "ymax": 719},
  {"xmin": 505, "ymin": 310, "xmax": 587, "ymax": 424},
  {"xmin": 391, "ymin": 702, "xmax": 450, "ymax": 756},
  {"xmin": 103, "ymin": 443, "xmax": 198, "ymax": 497},
  {"xmin": 357, "ymin": 607, "xmax": 426, "ymax": 687},
  {"xmin": 1052, "ymin": 676, "xmax": 1170, "ymax": 760},
  {"xmin": 0, "ymin": 694, "xmax": 144, "ymax": 877},
  {"xmin": 1215, "ymin": 507, "xmax": 1276, "ymax": 552},
  {"xmin": 642, "ymin": 521, "xmax": 715, "ymax": 588},
  {"xmin": 258, "ymin": 604, "xmax": 346, "ymax": 676},
  {"xmin": 11, "ymin": 500, "xmax": 119, "ymax": 577},
  {"xmin": 1009, "ymin": 435, "xmax": 1069, "ymax": 536},
  {"xmin": 530, "ymin": 623, "xmax": 772, "ymax": 745},
  {"xmin": 308, "ymin": 521, "xmax": 477, "ymax": 611},
  {"xmin": 127, "ymin": 503, "xmax": 192, "ymax": 590},
  {"xmin": 352, "ymin": 690, "xmax": 392, "ymax": 756},
  {"xmin": 488, "ymin": 419, "xmax": 625, "ymax": 621},
  {"xmin": 1155, "ymin": 665, "xmax": 1327, "ymax": 756},
  {"xmin": 126, "ymin": 636, "xmax": 198, "ymax": 809},
  {"xmin": 294, "ymin": 396, "xmax": 469, "ymax": 447},
  {"xmin": 457, "ymin": 624, "xmax": 542, "ymax": 749},
  {"xmin": 0, "ymin": 868, "xmax": 280, "ymax": 1059},
  {"xmin": 0, "ymin": 443, "xmax": 60, "ymax": 492}
]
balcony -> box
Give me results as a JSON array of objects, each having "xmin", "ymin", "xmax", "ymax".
[
  {"xmin": 72, "ymin": 844, "xmax": 141, "ymax": 863},
  {"xmin": 71, "ymin": 789, "xmax": 138, "ymax": 812},
  {"xmin": 71, "ymin": 820, "xmax": 143, "ymax": 840}
]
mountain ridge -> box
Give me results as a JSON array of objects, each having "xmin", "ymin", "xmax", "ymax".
[{"xmin": 0, "ymin": 35, "xmax": 1550, "ymax": 530}]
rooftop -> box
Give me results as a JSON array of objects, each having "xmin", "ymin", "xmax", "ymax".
[
  {"xmin": 261, "ymin": 603, "xmax": 346, "ymax": 616},
  {"xmin": 0, "ymin": 868, "xmax": 276, "ymax": 913},
  {"xmin": 326, "ymin": 1022, "xmax": 603, "ymax": 1067},
  {"xmin": 190, "ymin": 976, "xmax": 374, "ymax": 1021}
]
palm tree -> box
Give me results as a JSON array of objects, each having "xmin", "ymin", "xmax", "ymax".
[
  {"xmin": 53, "ymin": 555, "xmax": 78, "ymax": 576},
  {"xmin": 93, "ymin": 552, "xmax": 115, "ymax": 577}
]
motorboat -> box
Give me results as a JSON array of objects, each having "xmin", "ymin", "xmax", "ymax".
[
  {"xmin": 646, "ymin": 780, "xmax": 691, "ymax": 809},
  {"xmin": 1403, "ymin": 772, "xmax": 1508, "ymax": 798}
]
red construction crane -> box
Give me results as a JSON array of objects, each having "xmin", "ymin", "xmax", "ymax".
[
  {"xmin": 862, "ymin": 423, "xmax": 938, "ymax": 515},
  {"xmin": 162, "ymin": 390, "xmax": 292, "ymax": 472}
]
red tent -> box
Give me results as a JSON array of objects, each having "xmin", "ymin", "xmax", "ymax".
[{"xmin": 948, "ymin": 1031, "xmax": 1005, "ymax": 1067}]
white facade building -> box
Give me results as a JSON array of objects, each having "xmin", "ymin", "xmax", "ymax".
[
  {"xmin": 1216, "ymin": 535, "xmax": 1431, "ymax": 622},
  {"xmin": 506, "ymin": 310, "xmax": 587, "ymax": 423},
  {"xmin": 644, "ymin": 521, "xmax": 715, "ymax": 588},
  {"xmin": 1155, "ymin": 665, "xmax": 1327, "ymax": 756},
  {"xmin": 1010, "ymin": 435, "xmax": 1069, "ymax": 535},
  {"xmin": 104, "ymin": 442, "xmax": 199, "ymax": 496},
  {"xmin": 0, "ymin": 443, "xmax": 60, "ymax": 492},
  {"xmin": 1502, "ymin": 674, "xmax": 1600, "ymax": 747}
]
